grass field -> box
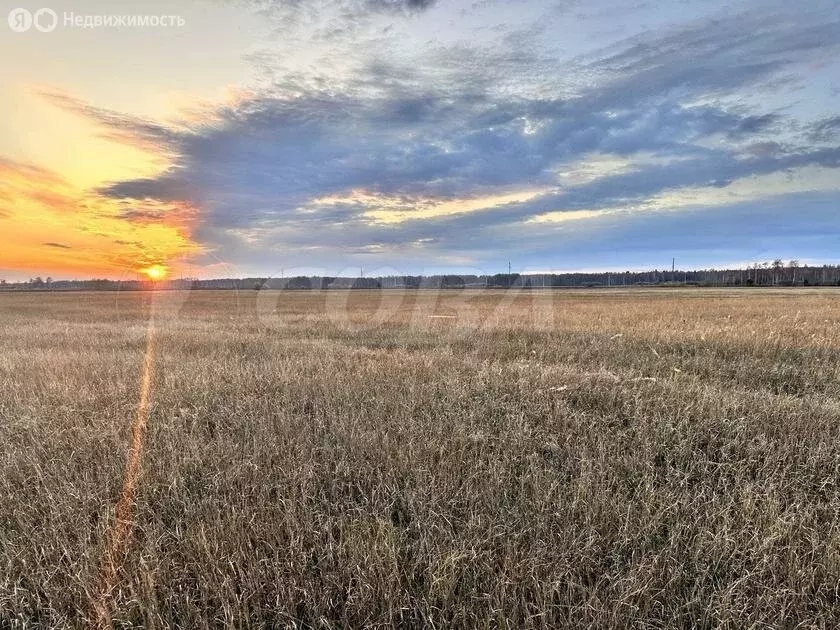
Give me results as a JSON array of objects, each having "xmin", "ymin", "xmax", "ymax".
[{"xmin": 1, "ymin": 288, "xmax": 840, "ymax": 628}]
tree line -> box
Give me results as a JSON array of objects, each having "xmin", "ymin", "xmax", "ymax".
[{"xmin": 3, "ymin": 260, "xmax": 839, "ymax": 291}]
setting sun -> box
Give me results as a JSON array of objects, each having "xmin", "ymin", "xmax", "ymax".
[{"xmin": 142, "ymin": 264, "xmax": 168, "ymax": 281}]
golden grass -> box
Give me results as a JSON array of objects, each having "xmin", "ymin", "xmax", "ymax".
[
  {"xmin": 92, "ymin": 316, "xmax": 156, "ymax": 629},
  {"xmin": 1, "ymin": 288, "xmax": 839, "ymax": 628}
]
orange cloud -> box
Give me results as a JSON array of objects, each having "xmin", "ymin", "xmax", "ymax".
[{"xmin": 0, "ymin": 158, "xmax": 202, "ymax": 278}]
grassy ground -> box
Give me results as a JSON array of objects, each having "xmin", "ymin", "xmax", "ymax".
[{"xmin": 1, "ymin": 288, "xmax": 839, "ymax": 628}]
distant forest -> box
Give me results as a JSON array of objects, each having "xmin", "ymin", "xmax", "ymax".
[{"xmin": 3, "ymin": 260, "xmax": 840, "ymax": 291}]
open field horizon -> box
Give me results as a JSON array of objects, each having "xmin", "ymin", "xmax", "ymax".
[
  {"xmin": 5, "ymin": 0, "xmax": 840, "ymax": 624},
  {"xmin": 2, "ymin": 288, "xmax": 840, "ymax": 628}
]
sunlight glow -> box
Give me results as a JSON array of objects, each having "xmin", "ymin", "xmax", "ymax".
[{"xmin": 143, "ymin": 264, "xmax": 167, "ymax": 280}]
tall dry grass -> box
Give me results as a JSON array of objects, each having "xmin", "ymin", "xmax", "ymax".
[{"xmin": 1, "ymin": 288, "xmax": 839, "ymax": 628}]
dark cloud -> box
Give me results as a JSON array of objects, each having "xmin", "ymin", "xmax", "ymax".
[
  {"xmin": 116, "ymin": 207, "xmax": 184, "ymax": 225},
  {"xmin": 368, "ymin": 0, "xmax": 436, "ymax": 13},
  {"xmin": 101, "ymin": 177, "xmax": 196, "ymax": 203},
  {"xmin": 809, "ymin": 116, "xmax": 840, "ymax": 142},
  {"xmin": 235, "ymin": 139, "xmax": 840, "ymax": 255},
  {"xmin": 728, "ymin": 114, "xmax": 782, "ymax": 140},
  {"xmin": 43, "ymin": 242, "xmax": 72, "ymax": 249}
]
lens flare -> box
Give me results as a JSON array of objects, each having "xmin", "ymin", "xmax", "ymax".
[{"xmin": 92, "ymin": 313, "xmax": 156, "ymax": 627}]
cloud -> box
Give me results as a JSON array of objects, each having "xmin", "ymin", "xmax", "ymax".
[
  {"xmin": 101, "ymin": 177, "xmax": 197, "ymax": 203},
  {"xmin": 579, "ymin": 1, "xmax": 840, "ymax": 105},
  {"xmin": 368, "ymin": 0, "xmax": 436, "ymax": 13},
  {"xmin": 55, "ymin": 0, "xmax": 840, "ymax": 272},
  {"xmin": 809, "ymin": 116, "xmax": 840, "ymax": 142},
  {"xmin": 37, "ymin": 89, "xmax": 185, "ymax": 156},
  {"xmin": 517, "ymin": 191, "xmax": 840, "ymax": 270},
  {"xmin": 0, "ymin": 158, "xmax": 201, "ymax": 276}
]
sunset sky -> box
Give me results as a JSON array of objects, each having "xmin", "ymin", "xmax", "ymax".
[{"xmin": 1, "ymin": 0, "xmax": 839, "ymax": 281}]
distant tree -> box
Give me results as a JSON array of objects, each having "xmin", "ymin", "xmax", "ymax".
[
  {"xmin": 788, "ymin": 260, "xmax": 800, "ymax": 285},
  {"xmin": 771, "ymin": 259, "xmax": 784, "ymax": 285}
]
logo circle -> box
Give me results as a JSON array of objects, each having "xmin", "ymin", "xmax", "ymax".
[
  {"xmin": 7, "ymin": 8, "xmax": 32, "ymax": 32},
  {"xmin": 34, "ymin": 8, "xmax": 57, "ymax": 32}
]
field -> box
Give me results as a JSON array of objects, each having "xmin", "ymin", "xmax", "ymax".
[{"xmin": 1, "ymin": 288, "xmax": 840, "ymax": 628}]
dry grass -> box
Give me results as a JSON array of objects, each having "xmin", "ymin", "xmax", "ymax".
[{"xmin": 1, "ymin": 288, "xmax": 840, "ymax": 628}]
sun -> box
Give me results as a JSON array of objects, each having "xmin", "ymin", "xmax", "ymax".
[{"xmin": 142, "ymin": 264, "xmax": 168, "ymax": 281}]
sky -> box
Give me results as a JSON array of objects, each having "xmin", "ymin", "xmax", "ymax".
[{"xmin": 1, "ymin": 0, "xmax": 839, "ymax": 281}]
